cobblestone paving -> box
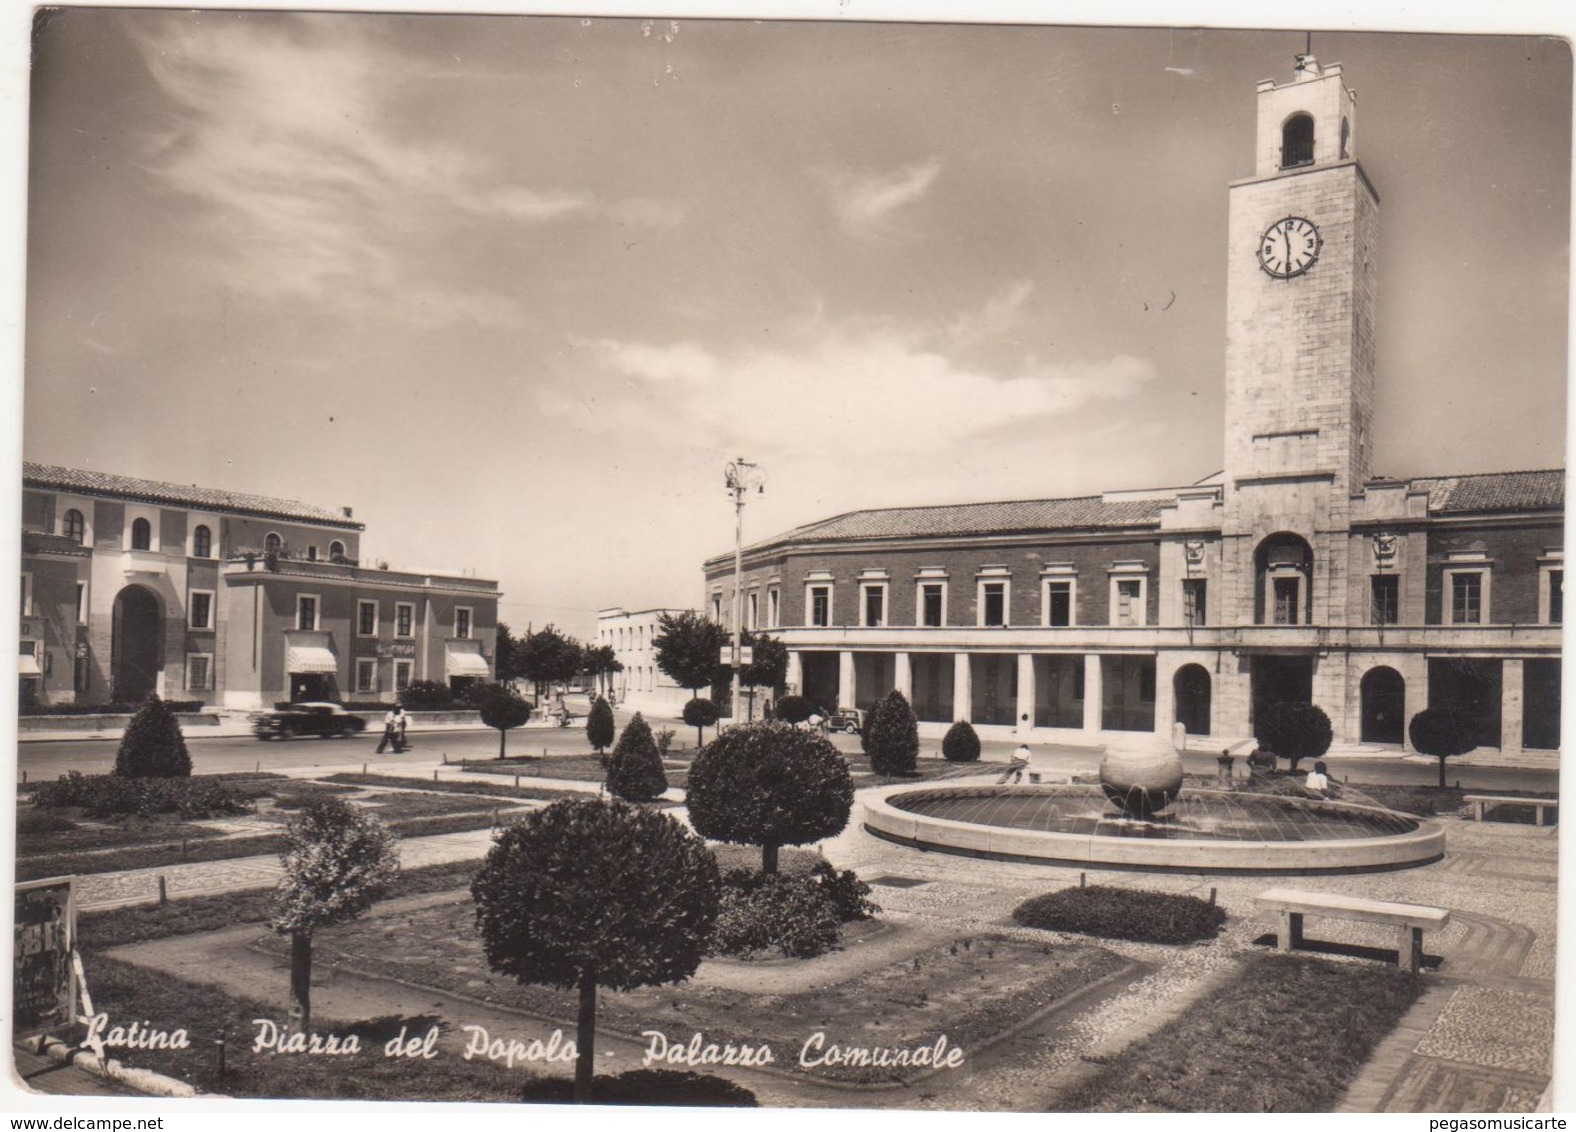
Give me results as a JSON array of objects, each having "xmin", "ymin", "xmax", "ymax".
[
  {"xmin": 1414, "ymin": 986, "xmax": 1555, "ymax": 1076},
  {"xmin": 60, "ymin": 776, "xmax": 1559, "ymax": 1111}
]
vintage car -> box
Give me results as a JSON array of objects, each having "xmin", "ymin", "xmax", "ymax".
[
  {"xmin": 252, "ymin": 702, "xmax": 368, "ymax": 740},
  {"xmin": 825, "ymin": 708, "xmax": 865, "ymax": 734}
]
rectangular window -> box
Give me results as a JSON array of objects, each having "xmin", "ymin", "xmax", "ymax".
[
  {"xmin": 455, "ymin": 607, "xmax": 472, "ymax": 640},
  {"xmin": 1181, "ymin": 579, "xmax": 1207, "ymax": 627},
  {"xmin": 75, "ymin": 582, "xmax": 86, "ymax": 625},
  {"xmin": 395, "ymin": 603, "xmax": 415, "ymax": 638},
  {"xmin": 809, "ymin": 586, "xmax": 831, "ymax": 627},
  {"xmin": 1115, "ymin": 579, "xmax": 1142, "ymax": 626},
  {"xmin": 355, "ymin": 658, "xmax": 377, "ymax": 695},
  {"xmin": 186, "ymin": 654, "xmax": 211, "ymax": 692},
  {"xmin": 921, "ymin": 583, "xmax": 944, "ymax": 627},
  {"xmin": 712, "ymin": 594, "xmax": 724, "ymax": 623},
  {"xmin": 74, "ymin": 654, "xmax": 90, "ymax": 693},
  {"xmin": 296, "ymin": 595, "xmax": 319, "ymax": 632},
  {"xmin": 1371, "ymin": 576, "xmax": 1399, "ymax": 626},
  {"xmin": 862, "ymin": 585, "xmax": 886, "ymax": 628},
  {"xmin": 394, "ymin": 659, "xmax": 413, "ymax": 692},
  {"xmin": 768, "ymin": 588, "xmax": 780, "ymax": 629},
  {"xmin": 1046, "ymin": 580, "xmax": 1073, "ymax": 627},
  {"xmin": 1550, "ymin": 570, "xmax": 1563, "ymax": 626},
  {"xmin": 358, "ymin": 600, "xmax": 378, "ymax": 637},
  {"xmin": 1451, "ymin": 573, "xmax": 1483, "ymax": 625},
  {"xmin": 189, "ymin": 591, "xmax": 213, "ymax": 631},
  {"xmin": 20, "ymin": 573, "xmax": 31, "ymax": 617},
  {"xmin": 1273, "ymin": 577, "xmax": 1300, "ymax": 626},
  {"xmin": 982, "ymin": 582, "xmax": 1007, "ymax": 627}
]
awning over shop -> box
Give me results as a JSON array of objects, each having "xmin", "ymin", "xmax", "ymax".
[
  {"xmin": 446, "ymin": 648, "xmax": 491, "ymax": 678},
  {"xmin": 286, "ymin": 645, "xmax": 338, "ymax": 675},
  {"xmin": 17, "ymin": 653, "xmax": 41, "ymax": 676}
]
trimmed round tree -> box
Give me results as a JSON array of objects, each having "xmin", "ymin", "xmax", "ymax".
[
  {"xmin": 586, "ymin": 695, "xmax": 615, "ymax": 755},
  {"xmin": 773, "ymin": 695, "xmax": 813, "ymax": 726},
  {"xmin": 272, "ymin": 797, "xmax": 400, "ymax": 1030},
  {"xmin": 475, "ymin": 683, "xmax": 533, "ymax": 759},
  {"xmin": 682, "ymin": 696, "xmax": 720, "ymax": 749},
  {"xmin": 606, "ymin": 712, "xmax": 668, "ymax": 802},
  {"xmin": 113, "ymin": 696, "xmax": 192, "ymax": 778},
  {"xmin": 1252, "ymin": 701, "xmax": 1333, "ymax": 772},
  {"xmin": 471, "ymin": 798, "xmax": 720, "ymax": 1102},
  {"xmin": 1409, "ymin": 708, "xmax": 1478, "ymax": 788},
  {"xmin": 686, "ymin": 721, "xmax": 854, "ymax": 874},
  {"xmin": 941, "ymin": 720, "xmax": 982, "ymax": 763},
  {"xmin": 865, "ymin": 689, "xmax": 920, "ymax": 777}
]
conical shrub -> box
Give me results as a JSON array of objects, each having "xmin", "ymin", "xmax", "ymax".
[
  {"xmin": 113, "ymin": 696, "xmax": 192, "ymax": 778},
  {"xmin": 607, "ymin": 712, "xmax": 668, "ymax": 802}
]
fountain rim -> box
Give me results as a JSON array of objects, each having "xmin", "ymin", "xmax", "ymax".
[{"xmin": 862, "ymin": 781, "xmax": 1447, "ymax": 875}]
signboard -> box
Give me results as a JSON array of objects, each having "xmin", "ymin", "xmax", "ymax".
[
  {"xmin": 719, "ymin": 646, "xmax": 754, "ymax": 666},
  {"xmin": 378, "ymin": 642, "xmax": 418, "ymax": 659},
  {"xmin": 14, "ymin": 876, "xmax": 77, "ymax": 1039}
]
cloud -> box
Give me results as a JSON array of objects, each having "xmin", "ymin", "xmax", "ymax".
[
  {"xmin": 567, "ymin": 322, "xmax": 1156, "ymax": 457},
  {"xmin": 941, "ymin": 280, "xmax": 1035, "ymax": 351},
  {"xmin": 122, "ymin": 14, "xmax": 653, "ymax": 322},
  {"xmin": 828, "ymin": 159, "xmax": 942, "ymax": 240}
]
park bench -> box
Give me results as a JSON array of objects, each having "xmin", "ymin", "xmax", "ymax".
[
  {"xmin": 1255, "ymin": 887, "xmax": 1450, "ymax": 972},
  {"xmin": 1462, "ymin": 794, "xmax": 1558, "ymax": 827}
]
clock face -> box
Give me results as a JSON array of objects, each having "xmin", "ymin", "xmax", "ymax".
[{"xmin": 1258, "ymin": 216, "xmax": 1322, "ymax": 279}]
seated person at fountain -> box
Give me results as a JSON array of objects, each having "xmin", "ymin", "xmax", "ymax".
[
  {"xmin": 998, "ymin": 744, "xmax": 1031, "ymax": 785},
  {"xmin": 1304, "ymin": 760, "xmax": 1331, "ymax": 795}
]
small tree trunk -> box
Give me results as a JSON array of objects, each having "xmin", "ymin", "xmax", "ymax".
[
  {"xmin": 762, "ymin": 841, "xmax": 779, "ymax": 875},
  {"xmin": 499, "ymin": 728, "xmax": 507, "ymax": 759},
  {"xmin": 289, "ymin": 931, "xmax": 312, "ymax": 1032},
  {"xmin": 1438, "ymin": 756, "xmax": 1448, "ymax": 789},
  {"xmin": 574, "ymin": 969, "xmax": 597, "ymax": 1103}
]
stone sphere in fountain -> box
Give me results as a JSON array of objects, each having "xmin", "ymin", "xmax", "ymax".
[{"xmin": 1098, "ymin": 736, "xmax": 1185, "ymax": 819}]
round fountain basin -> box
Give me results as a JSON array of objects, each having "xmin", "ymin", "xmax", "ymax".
[{"xmin": 863, "ymin": 784, "xmax": 1445, "ymax": 874}]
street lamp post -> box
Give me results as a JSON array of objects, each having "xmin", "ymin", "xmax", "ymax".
[{"xmin": 725, "ymin": 457, "xmax": 765, "ymax": 726}]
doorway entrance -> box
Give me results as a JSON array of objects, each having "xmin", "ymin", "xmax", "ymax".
[
  {"xmin": 1250, "ymin": 654, "xmax": 1313, "ymax": 728},
  {"xmin": 111, "ymin": 585, "xmax": 162, "ymax": 702}
]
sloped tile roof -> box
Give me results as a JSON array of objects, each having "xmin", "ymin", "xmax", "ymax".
[
  {"xmin": 1409, "ymin": 469, "xmax": 1564, "ymax": 514},
  {"xmin": 746, "ymin": 495, "xmax": 1166, "ymax": 553},
  {"xmin": 23, "ymin": 462, "xmax": 365, "ymax": 529}
]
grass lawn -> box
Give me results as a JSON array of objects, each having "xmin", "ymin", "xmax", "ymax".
[
  {"xmin": 462, "ymin": 754, "xmax": 689, "ymax": 789},
  {"xmin": 75, "ymin": 955, "xmax": 550, "ymax": 1102},
  {"xmin": 77, "ymin": 859, "xmax": 486, "ymax": 949},
  {"xmin": 1350, "ymin": 783, "xmax": 1557, "ymax": 821},
  {"xmin": 1058, "ymin": 951, "xmax": 1424, "ymax": 1112},
  {"xmin": 275, "ymin": 896, "xmax": 1129, "ymax": 1085},
  {"xmin": 844, "ymin": 755, "xmax": 1001, "ymax": 787},
  {"xmin": 17, "ymin": 813, "xmax": 228, "ymax": 857}
]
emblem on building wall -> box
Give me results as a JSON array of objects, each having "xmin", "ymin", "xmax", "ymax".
[
  {"xmin": 1372, "ymin": 533, "xmax": 1398, "ymax": 567},
  {"xmin": 1183, "ymin": 541, "xmax": 1206, "ymax": 568}
]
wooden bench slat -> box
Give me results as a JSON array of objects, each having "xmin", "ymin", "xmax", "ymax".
[
  {"xmin": 1255, "ymin": 887, "xmax": 1449, "ymax": 927},
  {"xmin": 1462, "ymin": 794, "xmax": 1557, "ymax": 805}
]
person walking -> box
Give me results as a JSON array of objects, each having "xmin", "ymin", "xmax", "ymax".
[{"xmin": 376, "ymin": 705, "xmax": 402, "ymax": 754}]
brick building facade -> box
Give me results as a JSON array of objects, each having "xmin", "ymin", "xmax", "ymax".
[
  {"xmin": 19, "ymin": 464, "xmax": 499, "ymax": 710},
  {"xmin": 701, "ymin": 58, "xmax": 1563, "ymax": 757}
]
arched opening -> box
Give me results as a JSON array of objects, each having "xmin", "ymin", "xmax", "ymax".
[
  {"xmin": 1254, "ymin": 533, "xmax": 1314, "ymax": 625},
  {"xmin": 329, "ymin": 540, "xmax": 346, "ymax": 563},
  {"xmin": 130, "ymin": 518, "xmax": 152, "ymax": 552},
  {"xmin": 1340, "ymin": 116, "xmax": 1350, "ymax": 159},
  {"xmin": 264, "ymin": 532, "xmax": 282, "ymax": 555},
  {"xmin": 1360, "ymin": 666, "xmax": 1405, "ymax": 745},
  {"xmin": 193, "ymin": 524, "xmax": 212, "ymax": 558},
  {"xmin": 1282, "ymin": 112, "xmax": 1315, "ymax": 168},
  {"xmin": 63, "ymin": 509, "xmax": 85, "ymax": 544},
  {"xmin": 111, "ymin": 585, "xmax": 163, "ymax": 703},
  {"xmin": 1174, "ymin": 664, "xmax": 1212, "ymax": 738}
]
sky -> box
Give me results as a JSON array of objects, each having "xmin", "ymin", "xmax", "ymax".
[{"xmin": 18, "ymin": 11, "xmax": 1572, "ymax": 642}]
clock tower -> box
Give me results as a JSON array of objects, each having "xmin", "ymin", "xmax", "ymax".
[{"xmin": 1220, "ymin": 55, "xmax": 1379, "ymax": 635}]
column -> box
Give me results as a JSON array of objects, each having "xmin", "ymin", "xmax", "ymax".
[
  {"xmin": 1083, "ymin": 653, "xmax": 1103, "ymax": 736},
  {"xmin": 953, "ymin": 652, "xmax": 972, "ymax": 723},
  {"xmin": 1016, "ymin": 653, "xmax": 1035, "ymax": 734},
  {"xmin": 1153, "ymin": 653, "xmax": 1175, "ymax": 739},
  {"xmin": 1501, "ymin": 658, "xmax": 1524, "ymax": 755},
  {"xmin": 838, "ymin": 651, "xmax": 855, "ymax": 712},
  {"xmin": 894, "ymin": 652, "xmax": 912, "ymax": 702},
  {"xmin": 785, "ymin": 651, "xmax": 803, "ymax": 698}
]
